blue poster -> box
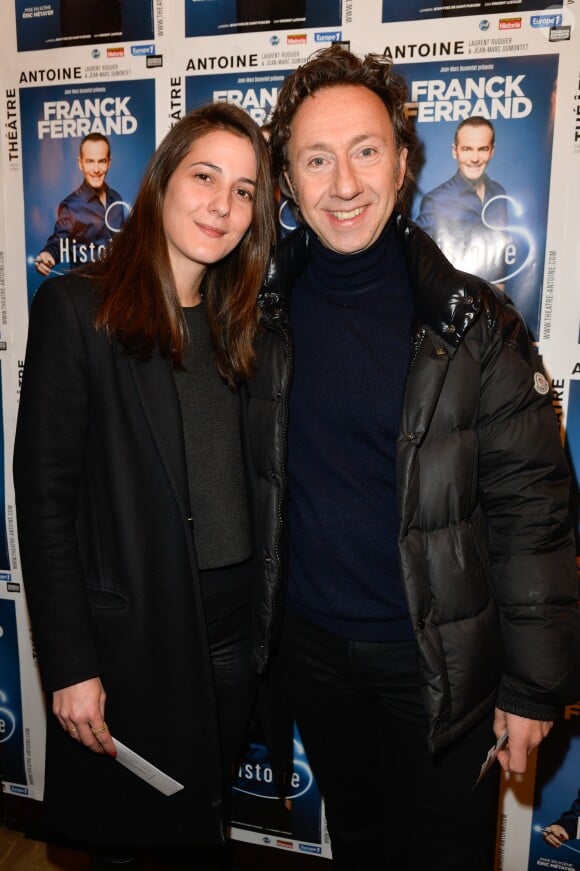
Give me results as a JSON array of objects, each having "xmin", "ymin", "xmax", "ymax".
[
  {"xmin": 565, "ymin": 379, "xmax": 580, "ymax": 551},
  {"xmin": 0, "ymin": 599, "xmax": 26, "ymax": 788},
  {"xmin": 397, "ymin": 53, "xmax": 558, "ymax": 336},
  {"xmin": 382, "ymin": 0, "xmax": 563, "ymax": 23},
  {"xmin": 15, "ymin": 0, "xmax": 154, "ymax": 52},
  {"xmin": 528, "ymin": 703, "xmax": 580, "ymax": 869},
  {"xmin": 185, "ymin": 0, "xmax": 342, "ymax": 38},
  {"xmin": 231, "ymin": 723, "xmax": 329, "ymax": 856},
  {"xmin": 19, "ymin": 79, "xmax": 156, "ymax": 306},
  {"xmin": 186, "ymin": 68, "xmax": 295, "ymax": 125}
]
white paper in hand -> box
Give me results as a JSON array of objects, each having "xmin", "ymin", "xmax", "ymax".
[
  {"xmin": 112, "ymin": 738, "xmax": 184, "ymax": 795},
  {"xmin": 473, "ymin": 731, "xmax": 508, "ymax": 789}
]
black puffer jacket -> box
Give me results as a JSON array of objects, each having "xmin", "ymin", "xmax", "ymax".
[{"xmin": 247, "ymin": 215, "xmax": 579, "ymax": 752}]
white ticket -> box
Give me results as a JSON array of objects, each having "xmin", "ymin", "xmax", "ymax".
[
  {"xmin": 112, "ymin": 738, "xmax": 184, "ymax": 796},
  {"xmin": 473, "ymin": 731, "xmax": 508, "ymax": 789}
]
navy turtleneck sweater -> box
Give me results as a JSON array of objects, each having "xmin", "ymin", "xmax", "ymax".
[{"xmin": 287, "ymin": 217, "xmax": 415, "ymax": 642}]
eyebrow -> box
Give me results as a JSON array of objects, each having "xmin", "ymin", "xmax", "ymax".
[
  {"xmin": 301, "ymin": 133, "xmax": 379, "ymax": 152},
  {"xmin": 191, "ymin": 160, "xmax": 256, "ymax": 186}
]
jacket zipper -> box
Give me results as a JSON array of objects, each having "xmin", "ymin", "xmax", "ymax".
[{"xmin": 408, "ymin": 327, "xmax": 426, "ymax": 377}]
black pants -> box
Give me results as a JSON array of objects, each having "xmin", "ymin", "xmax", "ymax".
[
  {"xmin": 282, "ymin": 611, "xmax": 499, "ymax": 871},
  {"xmin": 206, "ymin": 599, "xmax": 257, "ymax": 800}
]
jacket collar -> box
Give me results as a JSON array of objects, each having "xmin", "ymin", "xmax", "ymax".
[
  {"xmin": 261, "ymin": 214, "xmax": 485, "ymax": 349},
  {"xmin": 394, "ymin": 213, "xmax": 483, "ymax": 349}
]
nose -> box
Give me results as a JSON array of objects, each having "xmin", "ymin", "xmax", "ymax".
[
  {"xmin": 330, "ymin": 155, "xmax": 363, "ymax": 200},
  {"xmin": 209, "ymin": 186, "xmax": 231, "ymax": 217}
]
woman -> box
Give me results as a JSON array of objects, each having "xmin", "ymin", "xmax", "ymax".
[{"xmin": 13, "ymin": 103, "xmax": 276, "ymax": 865}]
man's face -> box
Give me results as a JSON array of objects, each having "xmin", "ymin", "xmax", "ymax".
[
  {"xmin": 452, "ymin": 124, "xmax": 495, "ymax": 184},
  {"xmin": 78, "ymin": 140, "xmax": 111, "ymax": 190},
  {"xmin": 284, "ymin": 85, "xmax": 407, "ymax": 255}
]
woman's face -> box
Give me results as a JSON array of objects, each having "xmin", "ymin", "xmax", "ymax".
[{"xmin": 162, "ymin": 128, "xmax": 257, "ymax": 301}]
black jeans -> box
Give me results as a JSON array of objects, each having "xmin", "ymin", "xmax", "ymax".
[
  {"xmin": 206, "ymin": 599, "xmax": 257, "ymax": 796},
  {"xmin": 282, "ymin": 610, "xmax": 499, "ymax": 871}
]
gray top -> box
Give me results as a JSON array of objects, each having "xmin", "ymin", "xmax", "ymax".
[{"xmin": 174, "ymin": 303, "xmax": 251, "ymax": 570}]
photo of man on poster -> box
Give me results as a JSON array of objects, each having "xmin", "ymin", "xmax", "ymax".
[
  {"xmin": 35, "ymin": 133, "xmax": 126, "ymax": 277},
  {"xmin": 415, "ymin": 117, "xmax": 510, "ymax": 286},
  {"xmin": 543, "ymin": 789, "xmax": 580, "ymax": 848}
]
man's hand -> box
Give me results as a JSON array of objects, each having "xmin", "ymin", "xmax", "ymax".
[
  {"xmin": 543, "ymin": 824, "xmax": 569, "ymax": 848},
  {"xmin": 35, "ymin": 251, "xmax": 56, "ymax": 276},
  {"xmin": 493, "ymin": 709, "xmax": 552, "ymax": 774},
  {"xmin": 53, "ymin": 677, "xmax": 116, "ymax": 756}
]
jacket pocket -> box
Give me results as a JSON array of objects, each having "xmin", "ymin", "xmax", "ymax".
[{"xmin": 86, "ymin": 585, "xmax": 129, "ymax": 611}]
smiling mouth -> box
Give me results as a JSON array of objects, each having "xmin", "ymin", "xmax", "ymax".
[
  {"xmin": 329, "ymin": 206, "xmax": 365, "ymax": 221},
  {"xmin": 197, "ymin": 222, "xmax": 226, "ymax": 237}
]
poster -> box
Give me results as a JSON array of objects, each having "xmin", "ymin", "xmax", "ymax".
[
  {"xmin": 397, "ymin": 53, "xmax": 558, "ymax": 335},
  {"xmin": 231, "ymin": 723, "xmax": 332, "ymax": 859},
  {"xmin": 1, "ymin": 0, "xmax": 579, "ymax": 864},
  {"xmin": 15, "ymin": 0, "xmax": 155, "ymax": 52},
  {"xmin": 185, "ymin": 0, "xmax": 342, "ymax": 37},
  {"xmin": 528, "ymin": 701, "xmax": 580, "ymax": 869},
  {"xmin": 565, "ymin": 378, "xmax": 580, "ymax": 549},
  {"xmin": 381, "ymin": 0, "xmax": 564, "ymax": 23},
  {"xmin": 19, "ymin": 78, "xmax": 156, "ymax": 306},
  {"xmin": 0, "ymin": 598, "xmax": 26, "ymax": 789},
  {"xmin": 186, "ymin": 68, "xmax": 295, "ymax": 124}
]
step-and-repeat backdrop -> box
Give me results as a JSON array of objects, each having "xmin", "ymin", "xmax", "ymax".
[{"xmin": 0, "ymin": 2, "xmax": 578, "ymax": 867}]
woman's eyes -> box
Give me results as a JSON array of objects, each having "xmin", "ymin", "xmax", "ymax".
[
  {"xmin": 193, "ymin": 173, "xmax": 254, "ymax": 201},
  {"xmin": 235, "ymin": 188, "xmax": 254, "ymax": 201}
]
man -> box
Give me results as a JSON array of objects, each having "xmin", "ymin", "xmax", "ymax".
[
  {"xmin": 416, "ymin": 117, "xmax": 510, "ymax": 285},
  {"xmin": 249, "ymin": 46, "xmax": 579, "ymax": 870},
  {"xmin": 35, "ymin": 133, "xmax": 125, "ymax": 276}
]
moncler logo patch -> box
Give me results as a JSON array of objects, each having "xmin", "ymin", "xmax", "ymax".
[{"xmin": 534, "ymin": 372, "xmax": 550, "ymax": 395}]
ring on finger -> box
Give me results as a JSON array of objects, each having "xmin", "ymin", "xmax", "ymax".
[{"xmin": 90, "ymin": 722, "xmax": 108, "ymax": 736}]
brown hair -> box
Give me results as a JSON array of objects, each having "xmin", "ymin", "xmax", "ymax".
[
  {"xmin": 270, "ymin": 44, "xmax": 417, "ymax": 206},
  {"xmin": 93, "ymin": 103, "xmax": 276, "ymax": 386},
  {"xmin": 454, "ymin": 116, "xmax": 496, "ymax": 147},
  {"xmin": 79, "ymin": 132, "xmax": 111, "ymax": 158}
]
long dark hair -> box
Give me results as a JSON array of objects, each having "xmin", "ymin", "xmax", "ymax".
[{"xmin": 93, "ymin": 103, "xmax": 276, "ymax": 386}]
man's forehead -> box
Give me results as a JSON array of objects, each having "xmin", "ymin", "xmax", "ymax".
[
  {"xmin": 456, "ymin": 126, "xmax": 493, "ymax": 147},
  {"xmin": 288, "ymin": 86, "xmax": 395, "ymax": 150},
  {"xmin": 80, "ymin": 141, "xmax": 110, "ymax": 159}
]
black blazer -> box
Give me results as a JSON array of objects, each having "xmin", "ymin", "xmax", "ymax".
[{"xmin": 14, "ymin": 275, "xmax": 224, "ymax": 845}]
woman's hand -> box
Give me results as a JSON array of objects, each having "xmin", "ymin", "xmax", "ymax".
[{"xmin": 53, "ymin": 677, "xmax": 116, "ymax": 756}]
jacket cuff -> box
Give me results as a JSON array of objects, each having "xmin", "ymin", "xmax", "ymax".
[{"xmin": 496, "ymin": 691, "xmax": 560, "ymax": 722}]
